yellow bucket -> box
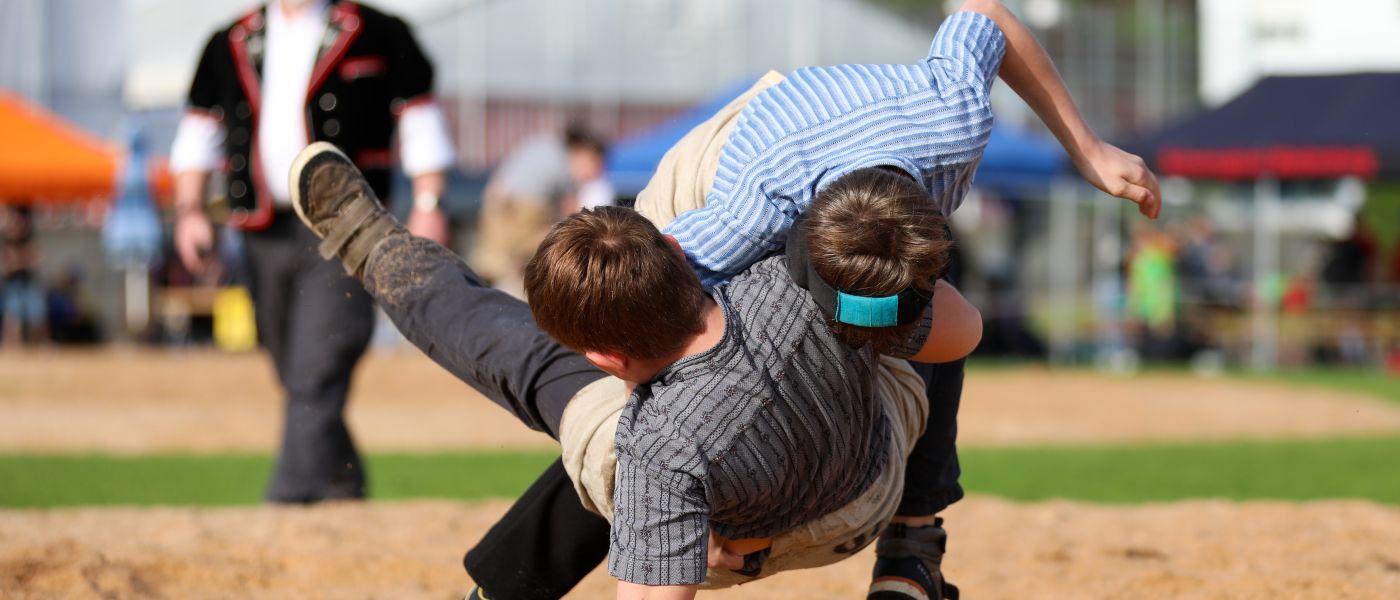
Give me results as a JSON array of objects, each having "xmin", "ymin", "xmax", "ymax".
[{"xmin": 213, "ymin": 286, "xmax": 258, "ymax": 352}]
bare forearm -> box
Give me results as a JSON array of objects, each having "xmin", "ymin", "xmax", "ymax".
[
  {"xmin": 961, "ymin": 0, "xmax": 1097, "ymax": 163},
  {"xmin": 960, "ymin": 0, "xmax": 1162, "ymax": 218},
  {"xmin": 616, "ymin": 581, "xmax": 698, "ymax": 600},
  {"xmin": 909, "ymin": 280, "xmax": 983, "ymax": 364},
  {"xmin": 173, "ymin": 170, "xmax": 211, "ymax": 215}
]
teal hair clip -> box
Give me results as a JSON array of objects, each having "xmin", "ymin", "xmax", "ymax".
[{"xmin": 835, "ymin": 291, "xmax": 900, "ymax": 327}]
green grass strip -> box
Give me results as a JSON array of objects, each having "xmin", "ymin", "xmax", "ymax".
[
  {"xmin": 960, "ymin": 435, "xmax": 1400, "ymax": 504},
  {"xmin": 0, "ymin": 451, "xmax": 558, "ymax": 508},
  {"xmin": 3, "ymin": 437, "xmax": 1399, "ymax": 508},
  {"xmin": 965, "ymin": 362, "xmax": 1400, "ymax": 406}
]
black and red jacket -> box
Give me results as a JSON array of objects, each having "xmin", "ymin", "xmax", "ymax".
[{"xmin": 186, "ymin": 0, "xmax": 435, "ymax": 230}]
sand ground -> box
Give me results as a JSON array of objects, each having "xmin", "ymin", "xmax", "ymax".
[
  {"xmin": 3, "ymin": 349, "xmax": 1400, "ymax": 598},
  {"xmin": 3, "ymin": 499, "xmax": 1399, "ymax": 599},
  {"xmin": 4, "ymin": 350, "xmax": 1399, "ymax": 452}
]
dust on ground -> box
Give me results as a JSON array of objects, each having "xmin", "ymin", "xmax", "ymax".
[
  {"xmin": 3, "ymin": 350, "xmax": 1400, "ymax": 453},
  {"xmin": 2, "ymin": 497, "xmax": 1398, "ymax": 599}
]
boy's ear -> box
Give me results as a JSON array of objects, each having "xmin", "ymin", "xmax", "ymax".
[
  {"xmin": 583, "ymin": 349, "xmax": 630, "ymax": 378},
  {"xmin": 663, "ymin": 234, "xmax": 685, "ymax": 256}
]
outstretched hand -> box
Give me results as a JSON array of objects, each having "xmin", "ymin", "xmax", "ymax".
[{"xmin": 1076, "ymin": 141, "xmax": 1162, "ymax": 220}]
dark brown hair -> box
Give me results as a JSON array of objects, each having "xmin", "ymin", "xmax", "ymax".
[
  {"xmin": 805, "ymin": 167, "xmax": 951, "ymax": 352},
  {"xmin": 524, "ymin": 206, "xmax": 707, "ymax": 360},
  {"xmin": 564, "ymin": 124, "xmax": 607, "ymax": 156}
]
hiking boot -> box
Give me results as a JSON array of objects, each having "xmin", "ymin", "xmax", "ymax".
[
  {"xmin": 288, "ymin": 141, "xmax": 400, "ymax": 277},
  {"xmin": 867, "ymin": 519, "xmax": 959, "ymax": 600}
]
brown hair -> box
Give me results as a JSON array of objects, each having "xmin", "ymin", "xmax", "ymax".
[
  {"xmin": 805, "ymin": 167, "xmax": 951, "ymax": 352},
  {"xmin": 524, "ymin": 206, "xmax": 707, "ymax": 360}
]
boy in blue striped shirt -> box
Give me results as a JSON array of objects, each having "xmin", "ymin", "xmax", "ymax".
[
  {"xmin": 622, "ymin": 1, "xmax": 1161, "ymax": 597},
  {"xmin": 662, "ymin": 5, "xmax": 1159, "ymax": 289},
  {"xmin": 460, "ymin": 0, "xmax": 1163, "ymax": 599}
]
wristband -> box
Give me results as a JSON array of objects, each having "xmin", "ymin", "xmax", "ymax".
[{"xmin": 413, "ymin": 192, "xmax": 440, "ymax": 212}]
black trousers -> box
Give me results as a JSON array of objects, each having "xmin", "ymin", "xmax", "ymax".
[
  {"xmin": 358, "ymin": 231, "xmax": 964, "ymax": 598},
  {"xmin": 244, "ymin": 213, "xmax": 375, "ymax": 503}
]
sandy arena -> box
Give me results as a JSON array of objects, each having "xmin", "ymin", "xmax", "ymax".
[{"xmin": 3, "ymin": 350, "xmax": 1400, "ymax": 598}]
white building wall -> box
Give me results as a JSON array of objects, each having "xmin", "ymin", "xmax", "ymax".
[{"xmin": 1200, "ymin": 0, "xmax": 1400, "ymax": 106}]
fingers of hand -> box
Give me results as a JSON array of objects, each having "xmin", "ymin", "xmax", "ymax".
[
  {"xmin": 1135, "ymin": 171, "xmax": 1163, "ymax": 219},
  {"xmin": 176, "ymin": 223, "xmax": 212, "ymax": 272},
  {"xmin": 1121, "ymin": 183, "xmax": 1159, "ymax": 219},
  {"xmin": 706, "ymin": 533, "xmax": 746, "ymax": 569},
  {"xmin": 706, "ymin": 549, "xmax": 743, "ymax": 570}
]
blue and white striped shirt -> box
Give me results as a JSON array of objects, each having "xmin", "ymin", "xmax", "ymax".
[{"xmin": 663, "ymin": 12, "xmax": 1007, "ymax": 288}]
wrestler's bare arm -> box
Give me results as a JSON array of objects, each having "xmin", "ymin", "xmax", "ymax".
[
  {"xmin": 616, "ymin": 581, "xmax": 698, "ymax": 600},
  {"xmin": 961, "ymin": 0, "xmax": 1162, "ymax": 219},
  {"xmin": 909, "ymin": 279, "xmax": 983, "ymax": 364}
]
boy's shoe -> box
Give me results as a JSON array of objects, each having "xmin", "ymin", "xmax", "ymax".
[
  {"xmin": 867, "ymin": 519, "xmax": 958, "ymax": 600},
  {"xmin": 288, "ymin": 141, "xmax": 398, "ymax": 276}
]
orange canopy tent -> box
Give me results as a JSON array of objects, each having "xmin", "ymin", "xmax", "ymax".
[{"xmin": 0, "ymin": 91, "xmax": 171, "ymax": 204}]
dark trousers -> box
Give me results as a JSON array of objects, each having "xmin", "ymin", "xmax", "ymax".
[
  {"xmin": 358, "ymin": 231, "xmax": 964, "ymax": 598},
  {"xmin": 245, "ymin": 213, "xmax": 375, "ymax": 503},
  {"xmin": 360, "ymin": 231, "xmax": 611, "ymax": 599},
  {"xmin": 901, "ymin": 358, "xmax": 966, "ymax": 516}
]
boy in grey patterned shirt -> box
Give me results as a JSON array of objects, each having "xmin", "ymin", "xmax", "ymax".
[
  {"xmin": 289, "ymin": 0, "xmax": 1163, "ymax": 596},
  {"xmin": 288, "ymin": 135, "xmax": 980, "ymax": 599}
]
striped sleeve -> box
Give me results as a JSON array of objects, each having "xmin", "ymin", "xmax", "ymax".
[
  {"xmin": 665, "ymin": 190, "xmax": 791, "ymax": 289},
  {"xmin": 925, "ymin": 11, "xmax": 1008, "ymax": 94},
  {"xmin": 663, "ymin": 12, "xmax": 1004, "ymax": 288},
  {"xmin": 664, "ymin": 62, "xmax": 932, "ymax": 288},
  {"xmin": 608, "ymin": 422, "xmax": 711, "ymax": 585}
]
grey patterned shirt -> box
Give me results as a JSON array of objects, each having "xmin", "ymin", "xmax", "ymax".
[{"xmin": 607, "ymin": 256, "xmax": 931, "ymax": 585}]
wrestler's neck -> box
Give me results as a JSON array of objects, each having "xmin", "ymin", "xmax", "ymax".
[
  {"xmin": 623, "ymin": 298, "xmax": 725, "ymax": 384},
  {"xmin": 680, "ymin": 297, "xmax": 726, "ymax": 359},
  {"xmin": 275, "ymin": 0, "xmax": 323, "ymax": 19}
]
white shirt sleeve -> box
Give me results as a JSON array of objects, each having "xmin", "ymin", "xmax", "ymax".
[
  {"xmin": 398, "ymin": 101, "xmax": 456, "ymax": 176},
  {"xmin": 169, "ymin": 111, "xmax": 226, "ymax": 174}
]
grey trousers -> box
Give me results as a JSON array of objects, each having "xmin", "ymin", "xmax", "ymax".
[{"xmin": 244, "ymin": 213, "xmax": 375, "ymax": 503}]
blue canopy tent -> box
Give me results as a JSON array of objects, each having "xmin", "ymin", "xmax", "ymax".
[
  {"xmin": 976, "ymin": 121, "xmax": 1067, "ymax": 195},
  {"xmin": 606, "ymin": 78, "xmax": 1067, "ymax": 198}
]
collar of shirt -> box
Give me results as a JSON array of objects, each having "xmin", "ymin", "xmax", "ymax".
[{"xmin": 652, "ymin": 292, "xmax": 740, "ymax": 386}]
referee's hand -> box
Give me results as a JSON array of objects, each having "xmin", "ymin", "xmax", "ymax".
[{"xmin": 174, "ymin": 210, "xmax": 215, "ymax": 275}]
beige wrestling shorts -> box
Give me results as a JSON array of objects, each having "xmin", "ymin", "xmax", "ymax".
[{"xmin": 557, "ymin": 71, "xmax": 931, "ymax": 588}]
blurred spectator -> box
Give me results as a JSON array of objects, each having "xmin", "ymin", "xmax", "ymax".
[
  {"xmin": 957, "ymin": 193, "xmax": 1044, "ymax": 358},
  {"xmin": 45, "ymin": 265, "xmax": 101, "ymax": 345},
  {"xmin": 1126, "ymin": 223, "xmax": 1181, "ymax": 359},
  {"xmin": 170, "ymin": 0, "xmax": 455, "ymax": 503},
  {"xmin": 1319, "ymin": 215, "xmax": 1377, "ymax": 307},
  {"xmin": 469, "ymin": 132, "xmax": 569, "ymax": 296},
  {"xmin": 2, "ymin": 206, "xmax": 47, "ymax": 345},
  {"xmin": 470, "ymin": 125, "xmax": 609, "ymax": 297},
  {"xmin": 1317, "ymin": 216, "xmax": 1377, "ymax": 364},
  {"xmin": 1177, "ymin": 216, "xmax": 1217, "ymax": 304},
  {"xmin": 562, "ymin": 127, "xmax": 614, "ymax": 214}
]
